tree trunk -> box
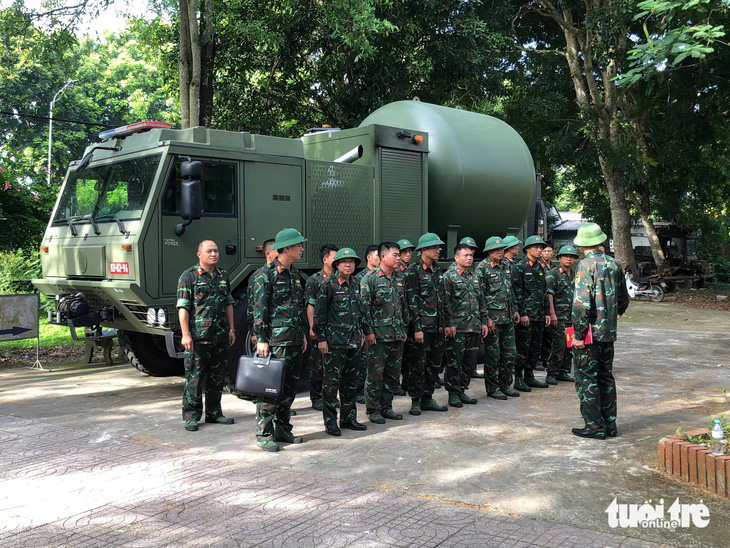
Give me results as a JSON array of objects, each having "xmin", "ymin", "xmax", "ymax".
[
  {"xmin": 186, "ymin": 0, "xmax": 201, "ymax": 127},
  {"xmin": 599, "ymin": 157, "xmax": 636, "ymax": 271},
  {"xmin": 199, "ymin": 0, "xmax": 214, "ymax": 127},
  {"xmin": 178, "ymin": 0, "xmax": 192, "ymax": 129}
]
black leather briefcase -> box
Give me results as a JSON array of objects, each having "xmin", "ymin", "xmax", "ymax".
[{"xmin": 235, "ymin": 353, "xmax": 287, "ymax": 398}]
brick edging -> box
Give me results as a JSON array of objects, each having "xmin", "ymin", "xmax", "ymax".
[{"xmin": 658, "ymin": 429, "xmax": 730, "ymax": 499}]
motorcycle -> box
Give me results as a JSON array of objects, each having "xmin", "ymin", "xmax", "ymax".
[{"xmin": 625, "ymin": 266, "xmax": 666, "ymax": 302}]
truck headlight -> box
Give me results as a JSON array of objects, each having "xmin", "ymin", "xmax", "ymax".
[
  {"xmin": 157, "ymin": 308, "xmax": 167, "ymax": 326},
  {"xmin": 146, "ymin": 307, "xmax": 156, "ymax": 327}
]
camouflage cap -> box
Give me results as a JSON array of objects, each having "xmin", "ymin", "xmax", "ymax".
[
  {"xmin": 573, "ymin": 222, "xmax": 607, "ymax": 247},
  {"xmin": 523, "ymin": 235, "xmax": 547, "ymax": 249},
  {"xmin": 556, "ymin": 244, "xmax": 579, "ymax": 257},
  {"xmin": 333, "ymin": 247, "xmax": 361, "ymax": 266},
  {"xmin": 483, "ymin": 236, "xmax": 508, "ymax": 253},
  {"xmin": 397, "ymin": 238, "xmax": 415, "ymax": 251},
  {"xmin": 273, "ymin": 228, "xmax": 307, "ymax": 250},
  {"xmin": 415, "ymin": 233, "xmax": 445, "ymax": 251},
  {"xmin": 459, "ymin": 236, "xmax": 478, "ymax": 249},
  {"xmin": 502, "ymin": 235, "xmax": 521, "ymax": 248}
]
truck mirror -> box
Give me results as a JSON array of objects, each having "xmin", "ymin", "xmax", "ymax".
[
  {"xmin": 176, "ymin": 161, "xmax": 203, "ymax": 235},
  {"xmin": 181, "ymin": 160, "xmax": 203, "ymax": 179}
]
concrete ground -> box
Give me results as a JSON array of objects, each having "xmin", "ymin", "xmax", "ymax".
[{"xmin": 1, "ymin": 300, "xmax": 729, "ymax": 547}]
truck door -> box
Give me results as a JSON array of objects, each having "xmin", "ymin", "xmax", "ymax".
[{"xmin": 159, "ymin": 158, "xmax": 241, "ymax": 296}]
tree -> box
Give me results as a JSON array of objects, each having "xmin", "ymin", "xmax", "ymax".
[{"xmin": 178, "ymin": 0, "xmax": 214, "ymax": 128}]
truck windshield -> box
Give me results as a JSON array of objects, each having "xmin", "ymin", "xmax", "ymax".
[{"xmin": 52, "ymin": 154, "xmax": 161, "ymax": 225}]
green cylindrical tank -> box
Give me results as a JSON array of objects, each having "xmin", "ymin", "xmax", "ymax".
[{"xmin": 361, "ymin": 100, "xmax": 535, "ymax": 242}]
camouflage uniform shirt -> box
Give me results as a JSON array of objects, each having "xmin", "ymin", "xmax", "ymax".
[
  {"xmin": 407, "ymin": 260, "xmax": 445, "ymax": 333},
  {"xmin": 545, "ymin": 266, "xmax": 575, "ymax": 322},
  {"xmin": 513, "ymin": 257, "xmax": 550, "ymax": 320},
  {"xmin": 360, "ymin": 267, "xmax": 410, "ymax": 342},
  {"xmin": 313, "ymin": 275, "xmax": 363, "ymax": 349},
  {"xmin": 177, "ymin": 265, "xmax": 235, "ymax": 345},
  {"xmin": 477, "ymin": 259, "xmax": 516, "ymax": 325},
  {"xmin": 246, "ymin": 265, "xmax": 268, "ymax": 331},
  {"xmin": 397, "ymin": 263, "xmax": 422, "ymax": 333},
  {"xmin": 305, "ymin": 269, "xmax": 330, "ymax": 307},
  {"xmin": 251, "ymin": 258, "xmax": 306, "ymax": 346},
  {"xmin": 572, "ymin": 250, "xmax": 630, "ymax": 342},
  {"xmin": 443, "ymin": 266, "xmax": 488, "ymax": 333}
]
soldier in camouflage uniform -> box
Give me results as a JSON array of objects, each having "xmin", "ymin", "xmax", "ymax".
[
  {"xmin": 544, "ymin": 245, "xmax": 579, "ymax": 385},
  {"xmin": 353, "ymin": 245, "xmax": 380, "ymax": 404},
  {"xmin": 477, "ymin": 237, "xmax": 520, "ymax": 400},
  {"xmin": 537, "ymin": 242, "xmax": 556, "ymax": 372},
  {"xmin": 177, "ymin": 240, "xmax": 236, "ymax": 432},
  {"xmin": 571, "ymin": 223, "xmax": 629, "ymax": 439},
  {"xmin": 443, "ymin": 243, "xmax": 489, "ymax": 407},
  {"xmin": 396, "ymin": 238, "xmax": 419, "ymax": 398},
  {"xmin": 246, "ymin": 238, "xmax": 278, "ymax": 343},
  {"xmin": 360, "ymin": 242, "xmax": 410, "ymax": 424},
  {"xmin": 513, "ymin": 235, "xmax": 552, "ymax": 392},
  {"xmin": 252, "ymin": 228, "xmax": 308, "ymax": 452},
  {"xmin": 313, "ymin": 248, "xmax": 368, "ymax": 436},
  {"xmin": 405, "ymin": 233, "xmax": 449, "ymax": 415},
  {"xmin": 305, "ymin": 244, "xmax": 339, "ymax": 411}
]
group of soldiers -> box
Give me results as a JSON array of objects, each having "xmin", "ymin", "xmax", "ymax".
[{"xmin": 177, "ymin": 222, "xmax": 629, "ymax": 452}]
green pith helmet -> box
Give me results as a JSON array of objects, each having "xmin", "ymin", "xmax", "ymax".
[
  {"xmin": 333, "ymin": 247, "xmax": 361, "ymax": 266},
  {"xmin": 523, "ymin": 235, "xmax": 547, "ymax": 249},
  {"xmin": 502, "ymin": 235, "xmax": 521, "ymax": 248},
  {"xmin": 557, "ymin": 244, "xmax": 579, "ymax": 257},
  {"xmin": 460, "ymin": 236, "xmax": 478, "ymax": 249},
  {"xmin": 573, "ymin": 222, "xmax": 607, "ymax": 247},
  {"xmin": 273, "ymin": 228, "xmax": 307, "ymax": 250},
  {"xmin": 415, "ymin": 233, "xmax": 445, "ymax": 251},
  {"xmin": 483, "ymin": 236, "xmax": 508, "ymax": 253},
  {"xmin": 397, "ymin": 238, "xmax": 415, "ymax": 251}
]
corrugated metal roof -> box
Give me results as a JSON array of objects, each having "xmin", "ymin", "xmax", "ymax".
[{"xmin": 553, "ymin": 220, "xmax": 586, "ymax": 232}]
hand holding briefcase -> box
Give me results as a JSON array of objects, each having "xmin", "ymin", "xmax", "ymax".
[{"xmin": 235, "ymin": 353, "xmax": 287, "ymax": 398}]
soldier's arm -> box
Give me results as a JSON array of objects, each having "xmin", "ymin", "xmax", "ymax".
[
  {"xmin": 360, "ymin": 275, "xmax": 374, "ymax": 336},
  {"xmin": 616, "ymin": 266, "xmax": 630, "ymax": 316},
  {"xmin": 312, "ymin": 281, "xmax": 329, "ymax": 344},
  {"xmin": 252, "ymin": 271, "xmax": 272, "ymax": 344},
  {"xmin": 571, "ymin": 263, "xmax": 594, "ymax": 340},
  {"xmin": 443, "ymin": 275, "xmax": 455, "ymax": 328},
  {"xmin": 512, "ymin": 263, "xmax": 526, "ymax": 317},
  {"xmin": 406, "ymin": 270, "xmax": 421, "ymax": 332},
  {"xmin": 176, "ymin": 271, "xmax": 194, "ymax": 350}
]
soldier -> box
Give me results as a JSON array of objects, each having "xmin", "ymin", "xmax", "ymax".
[
  {"xmin": 477, "ymin": 237, "xmax": 520, "ymax": 400},
  {"xmin": 545, "ymin": 245, "xmax": 579, "ymax": 385},
  {"xmin": 247, "ymin": 238, "xmax": 278, "ymax": 344},
  {"xmin": 405, "ymin": 233, "xmax": 449, "ymax": 415},
  {"xmin": 360, "ymin": 242, "xmax": 410, "ymax": 424},
  {"xmin": 536, "ymin": 242, "xmax": 556, "ymax": 372},
  {"xmin": 251, "ymin": 228, "xmax": 308, "ymax": 452},
  {"xmin": 443, "ymin": 243, "xmax": 489, "ymax": 407},
  {"xmin": 353, "ymin": 244, "xmax": 380, "ymax": 404},
  {"xmin": 305, "ymin": 243, "xmax": 339, "ymax": 411},
  {"xmin": 177, "ymin": 240, "xmax": 236, "ymax": 432},
  {"xmin": 571, "ymin": 223, "xmax": 629, "ymax": 439},
  {"xmin": 313, "ymin": 248, "xmax": 368, "ymax": 436},
  {"xmin": 513, "ymin": 235, "xmax": 552, "ymax": 392},
  {"xmin": 458, "ymin": 236, "xmax": 485, "ymax": 380},
  {"xmin": 396, "ymin": 238, "xmax": 419, "ymax": 397}
]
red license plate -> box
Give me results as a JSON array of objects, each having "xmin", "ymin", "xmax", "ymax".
[{"xmin": 109, "ymin": 262, "xmax": 129, "ymax": 275}]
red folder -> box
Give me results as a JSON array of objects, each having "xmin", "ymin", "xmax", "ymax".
[{"xmin": 565, "ymin": 325, "xmax": 592, "ymax": 348}]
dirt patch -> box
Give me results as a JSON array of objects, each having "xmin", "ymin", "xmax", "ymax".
[
  {"xmin": 0, "ymin": 345, "xmax": 86, "ymax": 370},
  {"xmin": 666, "ymin": 286, "xmax": 730, "ymax": 311}
]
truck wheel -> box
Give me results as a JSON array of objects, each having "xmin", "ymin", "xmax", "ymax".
[{"xmin": 118, "ymin": 330, "xmax": 184, "ymax": 377}]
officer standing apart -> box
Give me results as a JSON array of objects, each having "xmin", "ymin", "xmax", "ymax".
[
  {"xmin": 177, "ymin": 240, "xmax": 236, "ymax": 432},
  {"xmin": 544, "ymin": 245, "xmax": 579, "ymax": 385},
  {"xmin": 406, "ymin": 233, "xmax": 449, "ymax": 415},
  {"xmin": 252, "ymin": 228, "xmax": 308, "ymax": 452},
  {"xmin": 571, "ymin": 223, "xmax": 629, "ymax": 439},
  {"xmin": 360, "ymin": 242, "xmax": 410, "ymax": 424},
  {"xmin": 443, "ymin": 243, "xmax": 489, "ymax": 407},
  {"xmin": 313, "ymin": 248, "xmax": 368, "ymax": 436},
  {"xmin": 513, "ymin": 235, "xmax": 551, "ymax": 392},
  {"xmin": 477, "ymin": 237, "xmax": 520, "ymax": 400}
]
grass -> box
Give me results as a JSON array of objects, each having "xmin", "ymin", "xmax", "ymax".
[{"xmin": 0, "ymin": 318, "xmax": 85, "ymax": 350}]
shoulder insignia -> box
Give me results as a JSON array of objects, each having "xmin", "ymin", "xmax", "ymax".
[
  {"xmin": 295, "ymin": 279, "xmax": 301, "ymax": 284},
  {"xmin": 423, "ymin": 263, "xmax": 428, "ymax": 270},
  {"xmin": 197, "ymin": 267, "xmax": 203, "ymax": 275},
  {"xmin": 457, "ymin": 268, "xmax": 463, "ymax": 275},
  {"xmin": 276, "ymin": 265, "xmax": 283, "ymax": 274},
  {"xmin": 338, "ymin": 276, "xmax": 344, "ymax": 285}
]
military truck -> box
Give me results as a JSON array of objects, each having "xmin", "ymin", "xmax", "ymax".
[{"xmin": 33, "ymin": 100, "xmax": 539, "ymax": 378}]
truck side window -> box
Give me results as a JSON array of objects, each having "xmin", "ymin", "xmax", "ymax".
[{"xmin": 162, "ymin": 160, "xmax": 236, "ymax": 217}]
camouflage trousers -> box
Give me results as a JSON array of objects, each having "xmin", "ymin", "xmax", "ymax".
[
  {"xmin": 357, "ymin": 345, "xmax": 368, "ymax": 391},
  {"xmin": 308, "ymin": 338, "xmax": 323, "ymax": 404},
  {"xmin": 540, "ymin": 324, "xmax": 555, "ymax": 367},
  {"xmin": 255, "ymin": 344, "xmax": 304, "ymax": 442},
  {"xmin": 515, "ymin": 319, "xmax": 544, "ymax": 380},
  {"xmin": 445, "ymin": 332, "xmax": 480, "ymax": 394},
  {"xmin": 404, "ymin": 331, "xmax": 445, "ymax": 399},
  {"xmin": 402, "ymin": 337, "xmax": 416, "ymax": 389},
  {"xmin": 574, "ymin": 341, "xmax": 616, "ymax": 435},
  {"xmin": 483, "ymin": 323, "xmax": 516, "ymax": 394},
  {"xmin": 182, "ymin": 342, "xmax": 227, "ymax": 422},
  {"xmin": 365, "ymin": 340, "xmax": 403, "ymax": 415},
  {"xmin": 547, "ymin": 320, "xmax": 573, "ymax": 376},
  {"xmin": 322, "ymin": 347, "xmax": 360, "ymax": 427}
]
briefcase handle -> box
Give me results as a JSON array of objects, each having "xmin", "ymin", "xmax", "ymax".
[{"xmin": 252, "ymin": 353, "xmax": 272, "ymax": 366}]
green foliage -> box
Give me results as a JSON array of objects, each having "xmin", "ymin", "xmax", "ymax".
[
  {"xmin": 712, "ymin": 255, "xmax": 730, "ymax": 283},
  {"xmin": 0, "ymin": 248, "xmax": 40, "ymax": 294}
]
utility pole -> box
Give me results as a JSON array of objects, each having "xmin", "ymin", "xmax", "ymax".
[{"xmin": 47, "ymin": 79, "xmax": 76, "ymax": 185}]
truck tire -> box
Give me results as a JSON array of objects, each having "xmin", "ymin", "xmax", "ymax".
[{"xmin": 118, "ymin": 330, "xmax": 184, "ymax": 377}]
